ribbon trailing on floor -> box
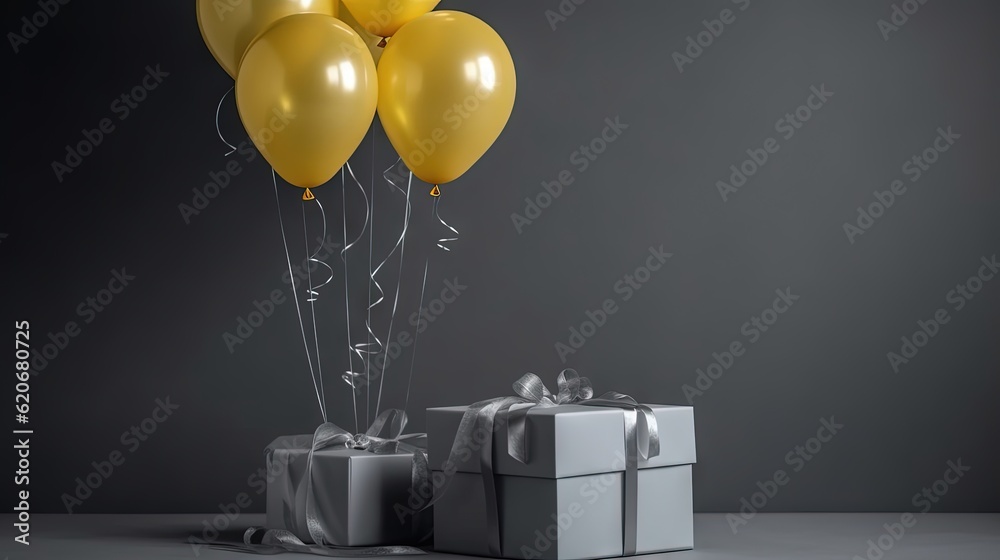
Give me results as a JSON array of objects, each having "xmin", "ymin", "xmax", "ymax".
[
  {"xmin": 435, "ymin": 370, "xmax": 660, "ymax": 557},
  {"xmin": 209, "ymin": 531, "xmax": 424, "ymax": 557}
]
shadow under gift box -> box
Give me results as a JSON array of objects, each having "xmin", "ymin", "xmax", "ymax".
[
  {"xmin": 427, "ymin": 404, "xmax": 696, "ymax": 560},
  {"xmin": 265, "ymin": 435, "xmax": 430, "ymax": 546}
]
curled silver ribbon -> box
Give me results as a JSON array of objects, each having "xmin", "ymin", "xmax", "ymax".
[
  {"xmin": 302, "ymin": 199, "xmax": 335, "ymax": 303},
  {"xmin": 436, "ymin": 370, "xmax": 660, "ymax": 557},
  {"xmin": 432, "ymin": 197, "xmax": 459, "ymax": 252},
  {"xmin": 373, "ymin": 164, "xmax": 412, "ymax": 418},
  {"xmin": 340, "ymin": 163, "xmax": 371, "ymax": 433},
  {"xmin": 350, "ymin": 159, "xmax": 412, "ymax": 420},
  {"xmin": 215, "ymin": 85, "xmax": 237, "ymax": 156},
  {"xmin": 223, "ymin": 410, "xmax": 430, "ymax": 557}
]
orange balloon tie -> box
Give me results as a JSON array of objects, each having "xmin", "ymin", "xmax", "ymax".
[
  {"xmin": 302, "ymin": 188, "xmax": 315, "ymax": 201},
  {"xmin": 429, "ymin": 185, "xmax": 441, "ymax": 197}
]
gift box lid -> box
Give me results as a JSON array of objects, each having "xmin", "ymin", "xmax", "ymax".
[
  {"xmin": 427, "ymin": 404, "xmax": 695, "ymax": 479},
  {"xmin": 266, "ymin": 435, "xmax": 416, "ymax": 460}
]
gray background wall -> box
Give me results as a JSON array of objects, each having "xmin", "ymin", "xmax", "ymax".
[{"xmin": 3, "ymin": 0, "xmax": 998, "ymax": 514}]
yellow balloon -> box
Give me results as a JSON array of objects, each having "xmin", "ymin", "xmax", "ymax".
[
  {"xmin": 236, "ymin": 14, "xmax": 378, "ymax": 190},
  {"xmin": 341, "ymin": 0, "xmax": 439, "ymax": 38},
  {"xmin": 337, "ymin": 1, "xmax": 384, "ymax": 65},
  {"xmin": 196, "ymin": 0, "xmax": 339, "ymax": 78},
  {"xmin": 377, "ymin": 11, "xmax": 516, "ymax": 187}
]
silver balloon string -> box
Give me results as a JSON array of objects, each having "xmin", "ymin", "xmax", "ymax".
[
  {"xmin": 373, "ymin": 166, "xmax": 412, "ymax": 419},
  {"xmin": 433, "ymin": 197, "xmax": 459, "ymax": 251},
  {"xmin": 401, "ymin": 258, "xmax": 430, "ymax": 414},
  {"xmin": 397, "ymin": 194, "xmax": 458, "ymax": 414},
  {"xmin": 272, "ymin": 169, "xmax": 327, "ymax": 422},
  {"xmin": 340, "ymin": 162, "xmax": 371, "ymax": 434},
  {"xmin": 215, "ymin": 86, "xmax": 237, "ymax": 156},
  {"xmin": 363, "ymin": 128, "xmax": 377, "ymax": 427},
  {"xmin": 302, "ymin": 199, "xmax": 335, "ymax": 302},
  {"xmin": 301, "ymin": 198, "xmax": 334, "ymax": 431},
  {"xmin": 356, "ymin": 158, "xmax": 412, "ymax": 416}
]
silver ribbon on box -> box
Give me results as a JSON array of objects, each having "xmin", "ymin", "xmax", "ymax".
[
  {"xmin": 438, "ymin": 370, "xmax": 660, "ymax": 557},
  {"xmin": 216, "ymin": 409, "xmax": 429, "ymax": 557}
]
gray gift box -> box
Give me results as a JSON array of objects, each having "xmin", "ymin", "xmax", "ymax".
[
  {"xmin": 264, "ymin": 434, "xmax": 429, "ymax": 546},
  {"xmin": 427, "ymin": 404, "xmax": 696, "ymax": 559}
]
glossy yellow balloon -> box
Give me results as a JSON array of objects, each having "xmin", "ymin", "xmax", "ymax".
[
  {"xmin": 341, "ymin": 0, "xmax": 439, "ymax": 38},
  {"xmin": 236, "ymin": 14, "xmax": 378, "ymax": 189},
  {"xmin": 196, "ymin": 0, "xmax": 338, "ymax": 78},
  {"xmin": 377, "ymin": 11, "xmax": 516, "ymax": 187},
  {"xmin": 337, "ymin": 1, "xmax": 384, "ymax": 65}
]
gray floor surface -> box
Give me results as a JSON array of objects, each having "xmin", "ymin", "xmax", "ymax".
[{"xmin": 1, "ymin": 513, "xmax": 998, "ymax": 559}]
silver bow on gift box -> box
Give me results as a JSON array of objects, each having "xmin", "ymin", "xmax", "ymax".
[
  {"xmin": 437, "ymin": 369, "xmax": 660, "ymax": 557},
  {"xmin": 213, "ymin": 409, "xmax": 429, "ymax": 557}
]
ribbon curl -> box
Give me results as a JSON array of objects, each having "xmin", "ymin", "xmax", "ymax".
[
  {"xmin": 215, "ymin": 85, "xmax": 237, "ymax": 156},
  {"xmin": 432, "ymin": 197, "xmax": 458, "ymax": 252},
  {"xmin": 437, "ymin": 370, "xmax": 660, "ymax": 557},
  {"xmin": 351, "ymin": 159, "xmax": 412, "ymax": 420},
  {"xmin": 303, "ymin": 199, "xmax": 335, "ymax": 303},
  {"xmin": 339, "ymin": 163, "xmax": 372, "ymax": 433},
  {"xmin": 372, "ymin": 164, "xmax": 412, "ymax": 418}
]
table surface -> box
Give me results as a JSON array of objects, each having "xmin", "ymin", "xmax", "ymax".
[{"xmin": 1, "ymin": 513, "xmax": 998, "ymax": 559}]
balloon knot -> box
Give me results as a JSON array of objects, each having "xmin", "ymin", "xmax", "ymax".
[
  {"xmin": 302, "ymin": 188, "xmax": 315, "ymax": 201},
  {"xmin": 429, "ymin": 185, "xmax": 441, "ymax": 197},
  {"xmin": 377, "ymin": 37, "xmax": 388, "ymax": 48}
]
